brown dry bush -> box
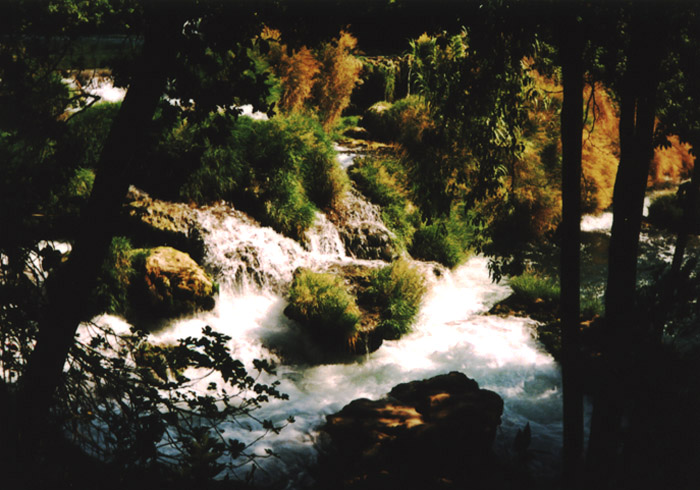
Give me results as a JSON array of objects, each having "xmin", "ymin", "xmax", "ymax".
[
  {"xmin": 649, "ymin": 134, "xmax": 695, "ymax": 187},
  {"xmin": 313, "ymin": 31, "xmax": 363, "ymax": 130}
]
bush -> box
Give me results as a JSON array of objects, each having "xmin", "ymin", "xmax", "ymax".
[
  {"xmin": 361, "ymin": 96, "xmax": 432, "ymax": 145},
  {"xmin": 349, "ymin": 155, "xmax": 419, "ymax": 249},
  {"xmin": 350, "ymin": 56, "xmax": 403, "ymax": 112},
  {"xmin": 285, "ymin": 269, "xmax": 361, "ymax": 347},
  {"xmin": 179, "ymin": 113, "xmax": 347, "ymax": 240},
  {"xmin": 92, "ymin": 236, "xmax": 142, "ymax": 316},
  {"xmin": 409, "ymin": 208, "xmax": 472, "ymax": 268},
  {"xmin": 509, "ymin": 273, "xmax": 560, "ymax": 303},
  {"xmin": 364, "ymin": 259, "xmax": 426, "ymax": 339},
  {"xmin": 312, "ymin": 31, "xmax": 363, "ymax": 130},
  {"xmin": 65, "ymin": 102, "xmax": 121, "ymax": 169}
]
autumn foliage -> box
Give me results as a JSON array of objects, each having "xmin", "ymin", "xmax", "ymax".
[{"xmin": 262, "ymin": 29, "xmax": 362, "ymax": 131}]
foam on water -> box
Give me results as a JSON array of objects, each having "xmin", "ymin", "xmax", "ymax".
[
  {"xmin": 82, "ymin": 198, "xmax": 563, "ymax": 487},
  {"xmin": 130, "ymin": 253, "xmax": 563, "ymax": 487}
]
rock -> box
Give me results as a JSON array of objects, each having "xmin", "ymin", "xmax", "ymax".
[
  {"xmin": 342, "ymin": 126, "xmax": 371, "ymax": 140},
  {"xmin": 330, "ymin": 188, "xmax": 397, "ymax": 261},
  {"xmin": 140, "ymin": 247, "xmax": 216, "ymax": 318},
  {"xmin": 122, "ymin": 187, "xmax": 205, "ymax": 261},
  {"xmin": 361, "ymin": 101, "xmax": 393, "ymax": 141},
  {"xmin": 320, "ymin": 371, "xmax": 505, "ymax": 489}
]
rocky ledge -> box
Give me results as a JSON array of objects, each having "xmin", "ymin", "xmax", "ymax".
[
  {"xmin": 318, "ymin": 371, "xmax": 504, "ymax": 489},
  {"xmin": 122, "ymin": 187, "xmax": 205, "ymax": 261},
  {"xmin": 329, "ymin": 188, "xmax": 396, "ymax": 261}
]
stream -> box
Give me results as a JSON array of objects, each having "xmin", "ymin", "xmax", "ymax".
[{"xmin": 90, "ymin": 157, "xmax": 568, "ymax": 488}]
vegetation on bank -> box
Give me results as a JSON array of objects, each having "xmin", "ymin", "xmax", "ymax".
[
  {"xmin": 93, "ymin": 237, "xmax": 217, "ymax": 323},
  {"xmin": 285, "ymin": 259, "xmax": 426, "ymax": 352},
  {"xmin": 286, "ymin": 269, "xmax": 361, "ymax": 345},
  {"xmin": 363, "ymin": 258, "xmax": 426, "ymax": 339}
]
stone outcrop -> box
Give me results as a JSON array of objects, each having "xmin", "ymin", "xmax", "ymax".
[
  {"xmin": 330, "ymin": 188, "xmax": 396, "ymax": 261},
  {"xmin": 140, "ymin": 247, "xmax": 216, "ymax": 318},
  {"xmin": 122, "ymin": 187, "xmax": 204, "ymax": 261},
  {"xmin": 319, "ymin": 371, "xmax": 504, "ymax": 489}
]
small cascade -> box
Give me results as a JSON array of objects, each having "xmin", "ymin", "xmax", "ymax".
[
  {"xmin": 303, "ymin": 211, "xmax": 346, "ymax": 257},
  {"xmin": 333, "ymin": 188, "xmax": 396, "ymax": 261},
  {"xmin": 194, "ymin": 203, "xmax": 315, "ymax": 292}
]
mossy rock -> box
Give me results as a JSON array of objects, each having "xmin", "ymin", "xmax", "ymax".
[{"xmin": 139, "ymin": 247, "xmax": 216, "ymax": 318}]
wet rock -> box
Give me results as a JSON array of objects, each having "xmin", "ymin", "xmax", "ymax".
[
  {"xmin": 140, "ymin": 246, "xmax": 216, "ymax": 318},
  {"xmin": 319, "ymin": 372, "xmax": 504, "ymax": 489},
  {"xmin": 330, "ymin": 188, "xmax": 397, "ymax": 261},
  {"xmin": 342, "ymin": 126, "xmax": 371, "ymax": 140},
  {"xmin": 122, "ymin": 187, "xmax": 205, "ymax": 261}
]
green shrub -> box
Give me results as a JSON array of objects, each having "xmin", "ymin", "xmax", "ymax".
[
  {"xmin": 286, "ymin": 269, "xmax": 361, "ymax": 346},
  {"xmin": 581, "ymin": 291, "xmax": 604, "ymax": 318},
  {"xmin": 409, "ymin": 208, "xmax": 472, "ymax": 268},
  {"xmin": 361, "ymin": 96, "xmax": 431, "ymax": 145},
  {"xmin": 349, "ymin": 155, "xmax": 419, "ymax": 248},
  {"xmin": 364, "ymin": 259, "xmax": 426, "ymax": 339},
  {"xmin": 179, "ymin": 113, "xmax": 347, "ymax": 240},
  {"xmin": 92, "ymin": 236, "xmax": 141, "ymax": 316},
  {"xmin": 262, "ymin": 170, "xmax": 317, "ymax": 239},
  {"xmin": 65, "ymin": 102, "xmax": 121, "ymax": 169},
  {"xmin": 509, "ymin": 273, "xmax": 560, "ymax": 303}
]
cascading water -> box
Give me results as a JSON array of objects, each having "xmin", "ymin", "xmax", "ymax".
[
  {"xmin": 84, "ymin": 145, "xmax": 566, "ymax": 487},
  {"xmin": 98, "ymin": 195, "xmax": 561, "ymax": 488}
]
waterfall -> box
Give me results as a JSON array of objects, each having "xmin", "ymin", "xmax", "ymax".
[
  {"xmin": 116, "ymin": 199, "xmax": 561, "ymax": 488},
  {"xmin": 82, "ymin": 185, "xmax": 564, "ymax": 488}
]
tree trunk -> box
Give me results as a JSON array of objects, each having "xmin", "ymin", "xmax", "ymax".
[
  {"xmin": 587, "ymin": 10, "xmax": 665, "ymax": 487},
  {"xmin": 559, "ymin": 12, "xmax": 585, "ymax": 487},
  {"xmin": 15, "ymin": 13, "xmax": 178, "ymax": 462}
]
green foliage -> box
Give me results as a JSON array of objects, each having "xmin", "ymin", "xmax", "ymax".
[
  {"xmin": 509, "ymin": 272, "xmax": 560, "ymax": 303},
  {"xmin": 410, "ymin": 223, "xmax": 461, "ymax": 268},
  {"xmin": 409, "ymin": 206, "xmax": 473, "ymax": 268},
  {"xmin": 364, "ymin": 259, "xmax": 426, "ymax": 339},
  {"xmin": 286, "ymin": 269, "xmax": 361, "ymax": 345},
  {"xmin": 361, "ymin": 96, "xmax": 431, "ymax": 145},
  {"xmin": 349, "ymin": 155, "xmax": 420, "ymax": 249},
  {"xmin": 65, "ymin": 102, "xmax": 121, "ymax": 169},
  {"xmin": 311, "ymin": 31, "xmax": 364, "ymax": 131},
  {"xmin": 62, "ymin": 325, "xmax": 289, "ymax": 481},
  {"xmin": 351, "ymin": 56, "xmax": 404, "ymax": 112},
  {"xmin": 178, "ymin": 113, "xmax": 347, "ymax": 240},
  {"xmin": 92, "ymin": 236, "xmax": 141, "ymax": 316}
]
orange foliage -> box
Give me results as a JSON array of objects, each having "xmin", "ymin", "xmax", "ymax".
[
  {"xmin": 313, "ymin": 31, "xmax": 363, "ymax": 130},
  {"xmin": 581, "ymin": 83, "xmax": 619, "ymax": 213},
  {"xmin": 261, "ymin": 29, "xmax": 363, "ymax": 130},
  {"xmin": 261, "ymin": 28, "xmax": 320, "ymax": 114},
  {"xmin": 278, "ymin": 46, "xmax": 321, "ymax": 113},
  {"xmin": 649, "ymin": 135, "xmax": 695, "ymax": 187}
]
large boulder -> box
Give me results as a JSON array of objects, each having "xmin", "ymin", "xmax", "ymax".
[
  {"xmin": 140, "ymin": 247, "xmax": 216, "ymax": 318},
  {"xmin": 319, "ymin": 372, "xmax": 504, "ymax": 489},
  {"xmin": 122, "ymin": 187, "xmax": 205, "ymax": 261}
]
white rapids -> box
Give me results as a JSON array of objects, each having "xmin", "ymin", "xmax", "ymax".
[{"xmin": 87, "ymin": 195, "xmax": 564, "ymax": 488}]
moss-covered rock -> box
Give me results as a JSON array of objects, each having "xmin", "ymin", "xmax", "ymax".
[
  {"xmin": 283, "ymin": 259, "xmax": 428, "ymax": 360},
  {"xmin": 140, "ymin": 246, "xmax": 216, "ymax": 318},
  {"xmin": 122, "ymin": 187, "xmax": 205, "ymax": 261}
]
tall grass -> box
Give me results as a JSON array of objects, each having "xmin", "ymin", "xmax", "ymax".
[
  {"xmin": 364, "ymin": 259, "xmax": 426, "ymax": 339},
  {"xmin": 349, "ymin": 155, "xmax": 419, "ymax": 249},
  {"xmin": 509, "ymin": 272, "xmax": 560, "ymax": 303},
  {"xmin": 178, "ymin": 113, "xmax": 347, "ymax": 240},
  {"xmin": 286, "ymin": 269, "xmax": 361, "ymax": 345}
]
